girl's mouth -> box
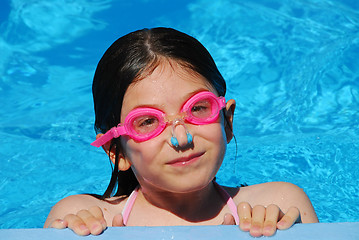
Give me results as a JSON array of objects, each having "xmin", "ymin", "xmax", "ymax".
[{"xmin": 166, "ymin": 152, "xmax": 205, "ymax": 166}]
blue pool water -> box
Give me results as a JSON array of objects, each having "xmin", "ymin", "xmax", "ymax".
[{"xmin": 0, "ymin": 0, "xmax": 358, "ymax": 229}]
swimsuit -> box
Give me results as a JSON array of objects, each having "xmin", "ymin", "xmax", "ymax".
[{"xmin": 121, "ymin": 182, "xmax": 240, "ymax": 225}]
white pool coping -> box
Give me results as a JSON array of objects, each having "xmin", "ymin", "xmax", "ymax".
[{"xmin": 1, "ymin": 222, "xmax": 358, "ymax": 240}]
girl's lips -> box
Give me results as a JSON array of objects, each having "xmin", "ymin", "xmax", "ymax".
[{"xmin": 167, "ymin": 152, "xmax": 205, "ymax": 166}]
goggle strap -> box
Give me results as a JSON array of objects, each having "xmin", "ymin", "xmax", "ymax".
[
  {"xmin": 91, "ymin": 126, "xmax": 125, "ymax": 147},
  {"xmin": 218, "ymin": 96, "xmax": 226, "ymax": 109}
]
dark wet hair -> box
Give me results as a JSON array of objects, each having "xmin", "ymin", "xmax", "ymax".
[{"xmin": 92, "ymin": 27, "xmax": 227, "ymax": 198}]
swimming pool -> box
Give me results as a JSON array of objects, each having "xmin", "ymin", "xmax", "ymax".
[{"xmin": 0, "ymin": 0, "xmax": 358, "ymax": 229}]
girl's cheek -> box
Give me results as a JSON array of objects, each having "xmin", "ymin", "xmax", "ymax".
[{"xmin": 124, "ymin": 139, "xmax": 161, "ymax": 164}]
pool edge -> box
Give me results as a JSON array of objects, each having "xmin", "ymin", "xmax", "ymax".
[{"xmin": 1, "ymin": 222, "xmax": 358, "ymax": 240}]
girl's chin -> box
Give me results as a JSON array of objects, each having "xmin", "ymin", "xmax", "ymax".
[{"xmin": 145, "ymin": 179, "xmax": 214, "ymax": 195}]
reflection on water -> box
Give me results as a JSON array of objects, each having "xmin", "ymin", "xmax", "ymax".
[
  {"xmin": 0, "ymin": 0, "xmax": 358, "ymax": 228},
  {"xmin": 187, "ymin": 0, "xmax": 359, "ymax": 136}
]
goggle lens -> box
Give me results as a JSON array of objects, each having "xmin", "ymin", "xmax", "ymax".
[
  {"xmin": 131, "ymin": 114, "xmax": 160, "ymax": 135},
  {"xmin": 185, "ymin": 95, "xmax": 222, "ymax": 124},
  {"xmin": 125, "ymin": 108, "xmax": 165, "ymax": 141}
]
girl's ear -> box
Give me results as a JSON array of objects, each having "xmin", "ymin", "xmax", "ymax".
[
  {"xmin": 224, "ymin": 99, "xmax": 236, "ymax": 143},
  {"xmin": 96, "ymin": 134, "xmax": 132, "ymax": 171}
]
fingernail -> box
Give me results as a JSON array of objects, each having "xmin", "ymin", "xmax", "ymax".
[
  {"xmin": 79, "ymin": 224, "xmax": 88, "ymax": 231},
  {"xmin": 277, "ymin": 220, "xmax": 286, "ymax": 228},
  {"xmin": 243, "ymin": 221, "xmax": 250, "ymax": 229},
  {"xmin": 100, "ymin": 220, "xmax": 107, "ymax": 228},
  {"xmin": 263, "ymin": 226, "xmax": 274, "ymax": 235},
  {"xmin": 240, "ymin": 219, "xmax": 251, "ymax": 230},
  {"xmin": 252, "ymin": 225, "xmax": 260, "ymax": 231}
]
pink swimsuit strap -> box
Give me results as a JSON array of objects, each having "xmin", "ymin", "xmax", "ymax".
[
  {"xmin": 121, "ymin": 186, "xmax": 139, "ymax": 226},
  {"xmin": 121, "ymin": 183, "xmax": 239, "ymax": 226},
  {"xmin": 213, "ymin": 181, "xmax": 240, "ymax": 225}
]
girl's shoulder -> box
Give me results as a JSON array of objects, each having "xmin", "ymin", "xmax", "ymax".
[
  {"xmin": 51, "ymin": 194, "xmax": 127, "ymax": 209},
  {"xmin": 223, "ymin": 181, "xmax": 308, "ymax": 207},
  {"xmin": 222, "ymin": 181, "xmax": 318, "ymax": 223}
]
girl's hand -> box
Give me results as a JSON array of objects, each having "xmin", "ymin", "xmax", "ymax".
[
  {"xmin": 48, "ymin": 206, "xmax": 124, "ymax": 236},
  {"xmin": 222, "ymin": 202, "xmax": 300, "ymax": 237}
]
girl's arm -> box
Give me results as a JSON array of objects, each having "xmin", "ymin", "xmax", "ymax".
[
  {"xmin": 44, "ymin": 194, "xmax": 123, "ymax": 235},
  {"xmin": 232, "ymin": 181, "xmax": 318, "ymax": 237}
]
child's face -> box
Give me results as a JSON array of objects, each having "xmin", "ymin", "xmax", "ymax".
[{"xmin": 119, "ymin": 60, "xmax": 230, "ymax": 193}]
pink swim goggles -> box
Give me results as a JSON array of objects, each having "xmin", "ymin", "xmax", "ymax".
[{"xmin": 91, "ymin": 91, "xmax": 226, "ymax": 147}]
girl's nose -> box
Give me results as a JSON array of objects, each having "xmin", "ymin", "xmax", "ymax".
[{"xmin": 171, "ymin": 122, "xmax": 193, "ymax": 148}]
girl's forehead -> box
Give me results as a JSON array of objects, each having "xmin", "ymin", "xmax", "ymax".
[{"xmin": 121, "ymin": 61, "xmax": 216, "ymax": 113}]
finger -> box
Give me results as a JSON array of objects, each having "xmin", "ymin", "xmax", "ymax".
[
  {"xmin": 222, "ymin": 213, "xmax": 236, "ymax": 225},
  {"xmin": 48, "ymin": 219, "xmax": 68, "ymax": 229},
  {"xmin": 277, "ymin": 206, "xmax": 300, "ymax": 230},
  {"xmin": 64, "ymin": 214, "xmax": 90, "ymax": 236},
  {"xmin": 112, "ymin": 213, "xmax": 125, "ymax": 227},
  {"xmin": 88, "ymin": 206, "xmax": 107, "ymax": 229},
  {"xmin": 237, "ymin": 202, "xmax": 252, "ymax": 231},
  {"xmin": 250, "ymin": 205, "xmax": 265, "ymax": 237},
  {"xmin": 77, "ymin": 209, "xmax": 106, "ymax": 235},
  {"xmin": 263, "ymin": 204, "xmax": 280, "ymax": 236}
]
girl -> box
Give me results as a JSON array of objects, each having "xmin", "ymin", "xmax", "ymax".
[{"xmin": 44, "ymin": 27, "xmax": 318, "ymax": 237}]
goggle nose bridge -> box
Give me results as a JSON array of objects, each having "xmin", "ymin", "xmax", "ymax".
[{"xmin": 163, "ymin": 112, "xmax": 188, "ymax": 127}]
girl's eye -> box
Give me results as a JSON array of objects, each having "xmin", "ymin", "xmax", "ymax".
[
  {"xmin": 191, "ymin": 100, "xmax": 212, "ymax": 118},
  {"xmin": 139, "ymin": 118, "xmax": 156, "ymax": 127},
  {"xmin": 132, "ymin": 116, "xmax": 159, "ymax": 134},
  {"xmin": 192, "ymin": 105, "xmax": 208, "ymax": 112}
]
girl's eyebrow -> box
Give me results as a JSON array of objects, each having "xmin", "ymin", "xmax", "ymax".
[
  {"xmin": 187, "ymin": 88, "xmax": 210, "ymax": 97},
  {"xmin": 131, "ymin": 88, "xmax": 210, "ymax": 110}
]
